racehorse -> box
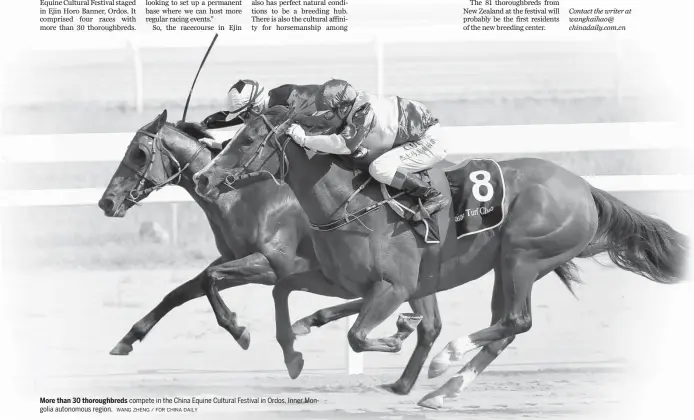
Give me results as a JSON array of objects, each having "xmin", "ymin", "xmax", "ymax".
[
  {"xmin": 193, "ymin": 105, "xmax": 689, "ymax": 409},
  {"xmin": 97, "ymin": 110, "xmax": 440, "ymax": 396}
]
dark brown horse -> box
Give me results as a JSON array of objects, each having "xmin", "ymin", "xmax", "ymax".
[
  {"xmin": 194, "ymin": 105, "xmax": 689, "ymax": 409},
  {"xmin": 97, "ymin": 110, "xmax": 438, "ymax": 395}
]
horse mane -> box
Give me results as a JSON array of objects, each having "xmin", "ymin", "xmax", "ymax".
[
  {"xmin": 172, "ymin": 122, "xmax": 215, "ymax": 141},
  {"xmin": 264, "ymin": 104, "xmax": 291, "ymax": 120}
]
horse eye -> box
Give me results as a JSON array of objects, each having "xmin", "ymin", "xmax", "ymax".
[{"xmin": 129, "ymin": 147, "xmax": 147, "ymax": 165}]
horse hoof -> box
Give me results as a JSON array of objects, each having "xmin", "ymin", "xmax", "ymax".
[
  {"xmin": 379, "ymin": 382, "xmax": 411, "ymax": 395},
  {"xmin": 236, "ymin": 328, "xmax": 251, "ymax": 350},
  {"xmin": 286, "ymin": 353, "xmax": 304, "ymax": 380},
  {"xmin": 417, "ymin": 395, "xmax": 444, "ymax": 410},
  {"xmin": 110, "ymin": 342, "xmax": 133, "ymax": 356},
  {"xmin": 291, "ymin": 320, "xmax": 311, "ymax": 336},
  {"xmin": 396, "ymin": 313, "xmax": 423, "ymax": 334},
  {"xmin": 428, "ymin": 358, "xmax": 450, "ymax": 379}
]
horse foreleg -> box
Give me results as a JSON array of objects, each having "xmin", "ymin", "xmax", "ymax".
[
  {"xmin": 110, "ymin": 257, "xmax": 225, "ymax": 356},
  {"xmin": 204, "ymin": 252, "xmax": 279, "ymax": 350},
  {"xmin": 346, "ymin": 280, "xmax": 416, "ymax": 354},
  {"xmin": 271, "ymin": 269, "xmax": 356, "ymax": 379},
  {"xmin": 419, "ymin": 266, "xmax": 516, "ymax": 409},
  {"xmin": 291, "ymin": 299, "xmax": 364, "ymax": 336},
  {"xmin": 382, "ymin": 294, "xmax": 442, "ymax": 395}
]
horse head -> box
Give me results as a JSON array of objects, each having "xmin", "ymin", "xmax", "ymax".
[
  {"xmin": 193, "ymin": 105, "xmax": 294, "ymax": 201},
  {"xmin": 98, "ymin": 110, "xmax": 212, "ymax": 217}
]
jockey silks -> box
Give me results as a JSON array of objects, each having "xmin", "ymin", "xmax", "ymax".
[{"xmin": 326, "ymin": 91, "xmax": 441, "ymax": 162}]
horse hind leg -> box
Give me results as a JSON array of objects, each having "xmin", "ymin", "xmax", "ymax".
[
  {"xmin": 419, "ymin": 265, "xmax": 515, "ymax": 408},
  {"xmin": 420, "ymin": 337, "xmax": 515, "ymax": 409},
  {"xmin": 427, "ymin": 183, "xmax": 594, "ymax": 380},
  {"xmin": 420, "ymin": 256, "xmax": 579, "ymax": 409},
  {"xmin": 421, "ymin": 250, "xmax": 543, "ymax": 410},
  {"xmin": 426, "ymin": 249, "xmax": 539, "ymax": 379},
  {"xmin": 424, "ymin": 249, "xmax": 592, "ymax": 407}
]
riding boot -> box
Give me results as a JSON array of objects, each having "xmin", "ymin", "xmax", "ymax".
[{"xmin": 400, "ymin": 173, "xmax": 450, "ymax": 221}]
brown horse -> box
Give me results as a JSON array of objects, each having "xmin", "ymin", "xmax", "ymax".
[
  {"xmin": 194, "ymin": 105, "xmax": 689, "ymax": 409},
  {"xmin": 97, "ymin": 110, "xmax": 439, "ymax": 395}
]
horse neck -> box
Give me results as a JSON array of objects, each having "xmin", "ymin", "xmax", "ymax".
[
  {"xmin": 159, "ymin": 126, "xmax": 222, "ymax": 211},
  {"xmin": 283, "ymin": 142, "xmax": 368, "ymax": 225}
]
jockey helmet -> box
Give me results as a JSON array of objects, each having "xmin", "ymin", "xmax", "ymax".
[
  {"xmin": 314, "ymin": 79, "xmax": 358, "ymax": 122},
  {"xmin": 225, "ymin": 79, "xmax": 267, "ymax": 122}
]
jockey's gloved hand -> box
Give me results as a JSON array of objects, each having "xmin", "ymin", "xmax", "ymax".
[
  {"xmin": 351, "ymin": 145, "xmax": 368, "ymax": 159},
  {"xmin": 198, "ymin": 137, "xmax": 225, "ymax": 150},
  {"xmin": 287, "ymin": 124, "xmax": 307, "ymax": 147}
]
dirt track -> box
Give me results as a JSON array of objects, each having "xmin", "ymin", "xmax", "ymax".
[
  {"xmin": 4, "ymin": 263, "xmax": 685, "ymax": 418},
  {"xmin": 26, "ymin": 365, "xmax": 631, "ymax": 419}
]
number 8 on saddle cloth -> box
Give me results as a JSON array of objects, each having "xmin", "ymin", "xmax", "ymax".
[{"xmin": 445, "ymin": 158, "xmax": 506, "ymax": 239}]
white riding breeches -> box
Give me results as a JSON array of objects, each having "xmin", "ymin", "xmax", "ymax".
[{"xmin": 369, "ymin": 123, "xmax": 448, "ymax": 186}]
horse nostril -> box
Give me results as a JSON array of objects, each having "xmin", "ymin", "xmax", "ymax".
[
  {"xmin": 98, "ymin": 198, "xmax": 115, "ymax": 212},
  {"xmin": 196, "ymin": 174, "xmax": 209, "ymax": 189}
]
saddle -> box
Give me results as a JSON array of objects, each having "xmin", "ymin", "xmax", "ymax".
[{"xmin": 381, "ymin": 159, "xmax": 507, "ymax": 244}]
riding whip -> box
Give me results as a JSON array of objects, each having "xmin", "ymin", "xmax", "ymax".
[{"xmin": 181, "ymin": 32, "xmax": 219, "ymax": 122}]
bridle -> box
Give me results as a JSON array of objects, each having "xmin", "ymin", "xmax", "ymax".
[
  {"xmin": 123, "ymin": 127, "xmax": 206, "ymax": 205},
  {"xmin": 222, "ymin": 113, "xmax": 292, "ymax": 189}
]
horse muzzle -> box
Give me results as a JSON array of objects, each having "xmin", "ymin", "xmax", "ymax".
[
  {"xmin": 194, "ymin": 172, "xmax": 222, "ymax": 201},
  {"xmin": 98, "ymin": 196, "xmax": 127, "ymax": 217}
]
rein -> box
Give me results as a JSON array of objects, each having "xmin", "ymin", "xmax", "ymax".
[
  {"xmin": 229, "ymin": 111, "xmax": 406, "ymax": 231},
  {"xmin": 123, "ymin": 128, "xmax": 206, "ymax": 205},
  {"xmin": 222, "ymin": 113, "xmax": 291, "ymax": 190}
]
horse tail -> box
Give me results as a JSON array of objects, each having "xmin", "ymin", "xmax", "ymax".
[
  {"xmin": 586, "ymin": 186, "xmax": 689, "ymax": 284},
  {"xmin": 553, "ymin": 261, "xmax": 582, "ymax": 298}
]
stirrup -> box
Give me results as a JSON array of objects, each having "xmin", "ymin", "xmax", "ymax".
[
  {"xmin": 412, "ymin": 199, "xmax": 435, "ymax": 222},
  {"xmin": 412, "ymin": 196, "xmax": 449, "ymax": 222}
]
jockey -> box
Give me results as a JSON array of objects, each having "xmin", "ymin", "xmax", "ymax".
[
  {"xmin": 286, "ymin": 79, "xmax": 450, "ymax": 221},
  {"xmin": 198, "ymin": 79, "xmax": 316, "ymax": 149}
]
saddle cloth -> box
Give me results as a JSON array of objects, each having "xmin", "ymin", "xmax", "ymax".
[
  {"xmin": 444, "ymin": 158, "xmax": 506, "ymax": 239},
  {"xmin": 381, "ymin": 158, "xmax": 506, "ymax": 243}
]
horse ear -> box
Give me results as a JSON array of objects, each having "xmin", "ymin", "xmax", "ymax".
[{"xmin": 152, "ymin": 109, "xmax": 168, "ymax": 131}]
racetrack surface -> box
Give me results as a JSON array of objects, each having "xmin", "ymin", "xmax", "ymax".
[
  {"xmin": 26, "ymin": 365, "xmax": 631, "ymax": 420},
  {"xmin": 3, "ymin": 262, "xmax": 684, "ymax": 419}
]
